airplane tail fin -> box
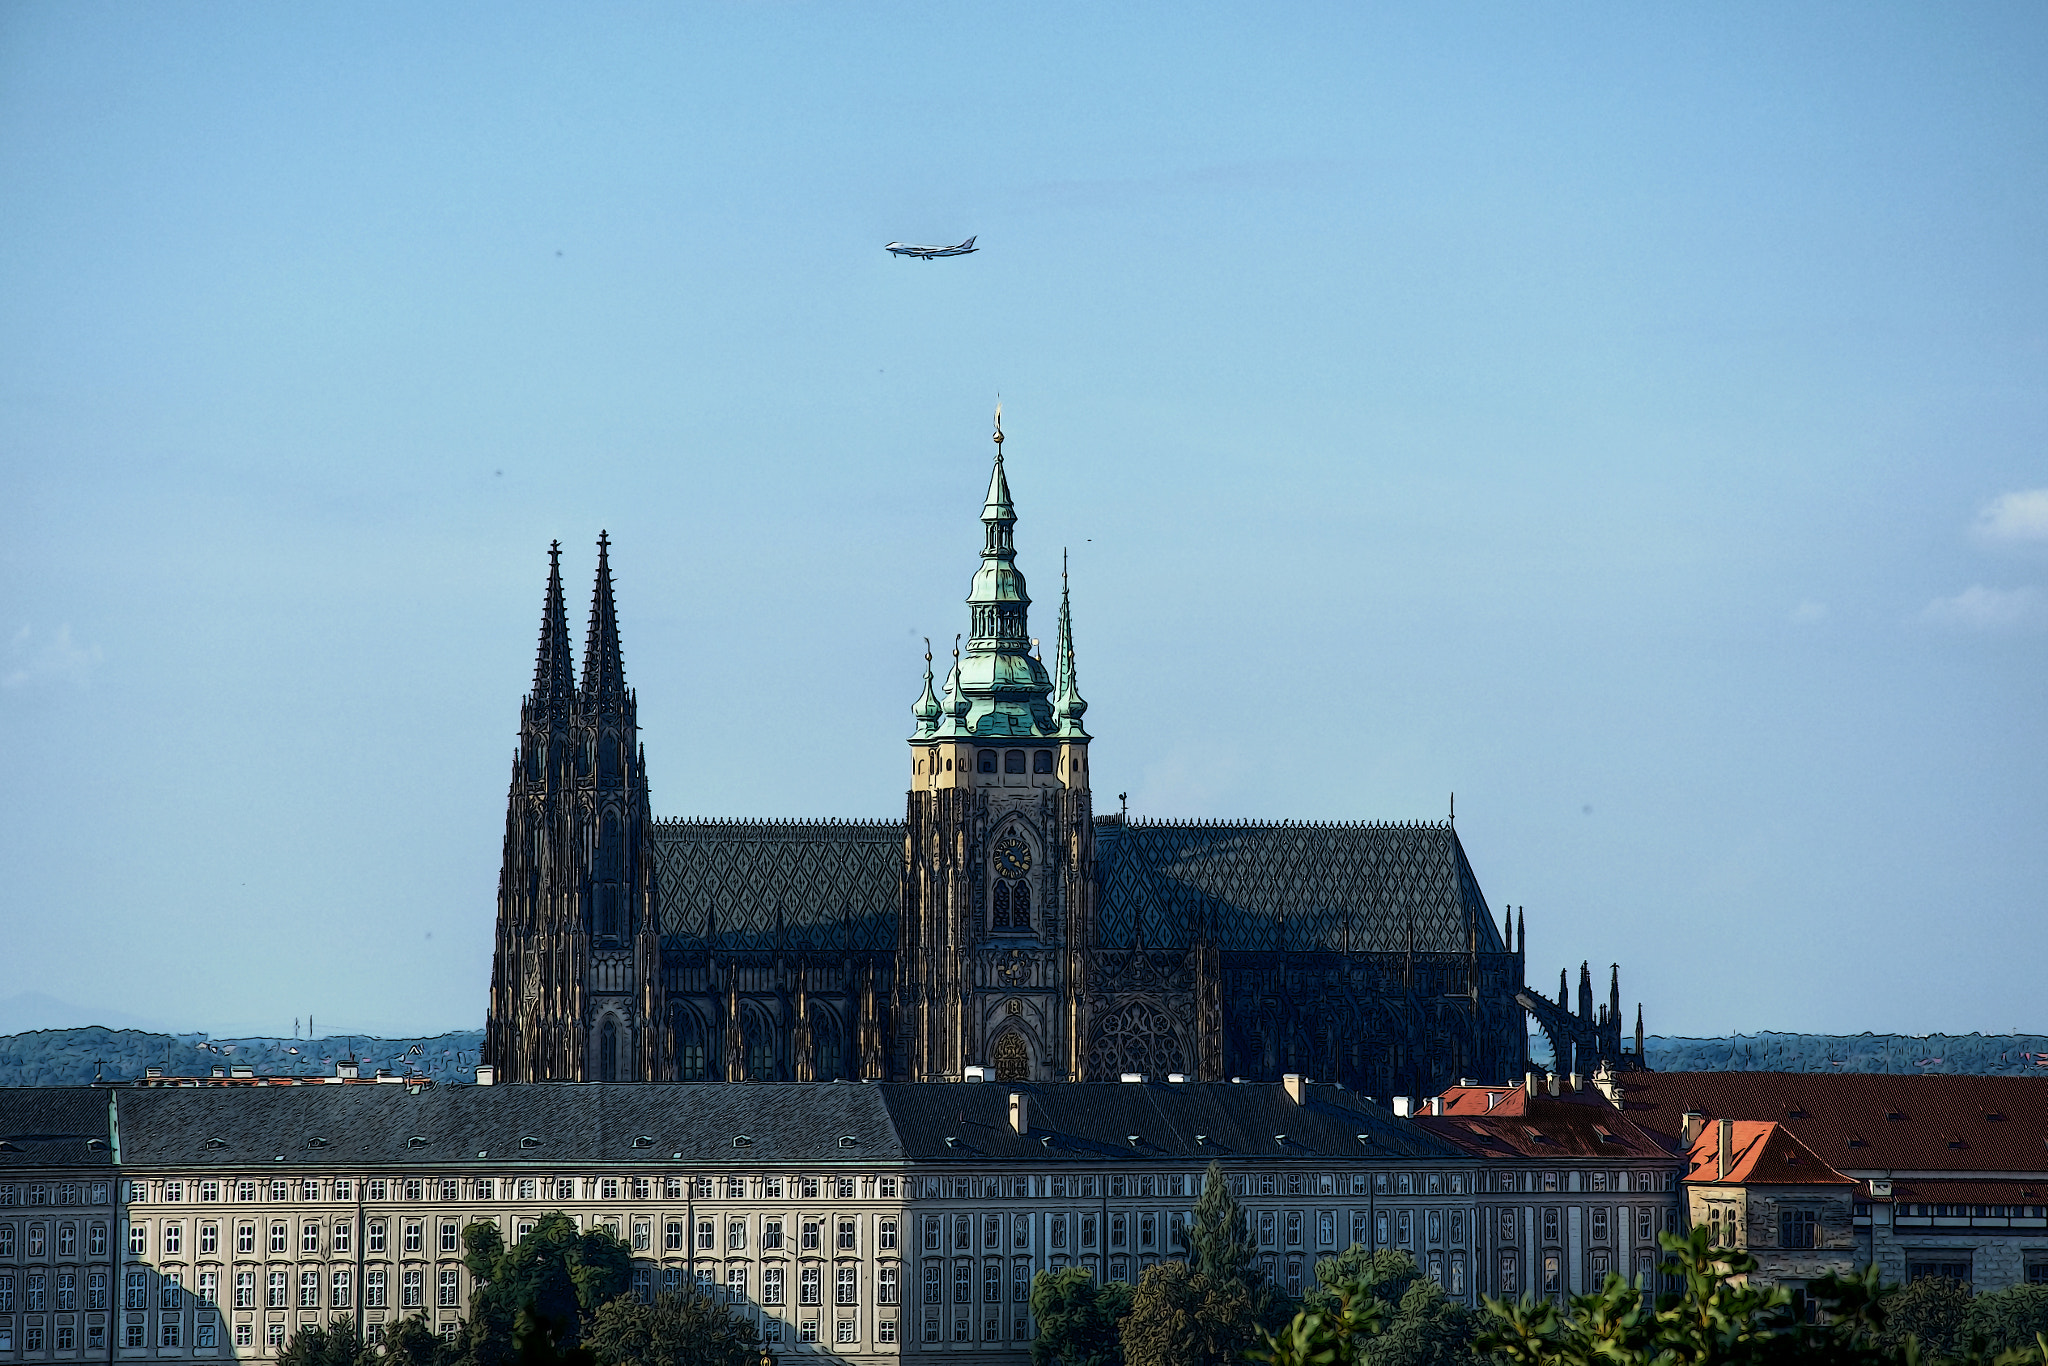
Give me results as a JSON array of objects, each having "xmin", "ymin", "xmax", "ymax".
[{"xmin": 961, "ymin": 236, "xmax": 976, "ymax": 249}]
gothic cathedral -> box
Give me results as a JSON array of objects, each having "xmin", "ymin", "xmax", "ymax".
[{"xmin": 484, "ymin": 419, "xmax": 1642, "ymax": 1092}]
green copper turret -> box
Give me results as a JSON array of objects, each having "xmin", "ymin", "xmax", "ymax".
[
  {"xmin": 1051, "ymin": 550, "xmax": 1089, "ymax": 739},
  {"xmin": 952, "ymin": 414, "xmax": 1056, "ymax": 737}
]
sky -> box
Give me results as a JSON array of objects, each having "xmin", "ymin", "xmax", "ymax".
[{"xmin": 1, "ymin": 4, "xmax": 2043, "ymax": 1041}]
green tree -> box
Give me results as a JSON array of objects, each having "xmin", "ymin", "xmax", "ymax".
[
  {"xmin": 1964, "ymin": 1286, "xmax": 2048, "ymax": 1357},
  {"xmin": 277, "ymin": 1318, "xmax": 375, "ymax": 1366},
  {"xmin": 1031, "ymin": 1265, "xmax": 1135, "ymax": 1366},
  {"xmin": 1183, "ymin": 1160, "xmax": 1292, "ymax": 1330},
  {"xmin": 1880, "ymin": 1276, "xmax": 1975, "ymax": 1359},
  {"xmin": 380, "ymin": 1315, "xmax": 457, "ymax": 1366},
  {"xmin": 1303, "ymin": 1248, "xmax": 1476, "ymax": 1366},
  {"xmin": 581, "ymin": 1291, "xmax": 758, "ymax": 1366},
  {"xmin": 459, "ymin": 1211, "xmax": 634, "ymax": 1366},
  {"xmin": 1119, "ymin": 1261, "xmax": 1257, "ymax": 1366}
]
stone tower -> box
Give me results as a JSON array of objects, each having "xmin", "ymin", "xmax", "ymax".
[
  {"xmin": 896, "ymin": 413, "xmax": 1096, "ymax": 1081},
  {"xmin": 484, "ymin": 536, "xmax": 664, "ymax": 1082}
]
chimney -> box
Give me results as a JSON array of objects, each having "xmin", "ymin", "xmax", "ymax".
[
  {"xmin": 210, "ymin": 1066, "xmax": 226, "ymax": 1078},
  {"xmin": 1716, "ymin": 1119, "xmax": 1734, "ymax": 1180},
  {"xmin": 1680, "ymin": 1111, "xmax": 1704, "ymax": 1146},
  {"xmin": 1008, "ymin": 1092, "xmax": 1030, "ymax": 1135},
  {"xmin": 1547, "ymin": 1072, "xmax": 1560, "ymax": 1097},
  {"xmin": 1392, "ymin": 1096, "xmax": 1413, "ymax": 1118},
  {"xmin": 1283, "ymin": 1074, "xmax": 1307, "ymax": 1105},
  {"xmin": 1591, "ymin": 1062, "xmax": 1622, "ymax": 1106},
  {"xmin": 144, "ymin": 1066, "xmax": 163, "ymax": 1079},
  {"xmin": 1429, "ymin": 1096, "xmax": 1443, "ymax": 1116},
  {"xmin": 336, "ymin": 1058, "xmax": 359, "ymax": 1081},
  {"xmin": 1524, "ymin": 1071, "xmax": 1539, "ymax": 1097},
  {"xmin": 962, "ymin": 1066, "xmax": 991, "ymax": 1083},
  {"xmin": 474, "ymin": 1065, "xmax": 496, "ymax": 1087},
  {"xmin": 230, "ymin": 1064, "xmax": 255, "ymax": 1079},
  {"xmin": 1568, "ymin": 1072, "xmax": 1583, "ymax": 1094}
]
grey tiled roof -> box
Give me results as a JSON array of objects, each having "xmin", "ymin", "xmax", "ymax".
[
  {"xmin": 114, "ymin": 1084, "xmax": 903, "ymax": 1169},
  {"xmin": 649, "ymin": 820, "xmax": 902, "ymax": 953},
  {"xmin": 0, "ymin": 1088, "xmax": 114, "ymax": 1169},
  {"xmin": 1095, "ymin": 821, "xmax": 1503, "ymax": 955},
  {"xmin": 874, "ymin": 1082, "xmax": 1468, "ymax": 1164}
]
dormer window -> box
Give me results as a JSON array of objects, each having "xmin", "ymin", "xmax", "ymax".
[
  {"xmin": 632, "ymin": 1135, "xmax": 654, "ymax": 1149},
  {"xmin": 519, "ymin": 1136, "xmax": 541, "ymax": 1149},
  {"xmin": 407, "ymin": 1137, "xmax": 427, "ymax": 1150}
]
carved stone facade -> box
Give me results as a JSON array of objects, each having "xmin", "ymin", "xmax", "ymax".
[{"xmin": 484, "ymin": 423, "xmax": 1641, "ymax": 1093}]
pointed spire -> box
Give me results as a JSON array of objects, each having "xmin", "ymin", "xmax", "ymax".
[
  {"xmin": 1578, "ymin": 961, "xmax": 1594, "ymax": 1021},
  {"xmin": 1635, "ymin": 1003, "xmax": 1645, "ymax": 1059},
  {"xmin": 1052, "ymin": 549, "xmax": 1090, "ymax": 738},
  {"xmin": 1609, "ymin": 964, "xmax": 1621, "ymax": 1021},
  {"xmin": 531, "ymin": 540, "xmax": 575, "ymax": 715},
  {"xmin": 581, "ymin": 532, "xmax": 627, "ymax": 706},
  {"xmin": 1516, "ymin": 908, "xmax": 1525, "ymax": 956},
  {"xmin": 912, "ymin": 638, "xmax": 941, "ymax": 736}
]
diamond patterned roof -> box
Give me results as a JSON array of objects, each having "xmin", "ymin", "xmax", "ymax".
[
  {"xmin": 1093, "ymin": 819, "xmax": 1501, "ymax": 953},
  {"xmin": 649, "ymin": 819, "xmax": 904, "ymax": 953}
]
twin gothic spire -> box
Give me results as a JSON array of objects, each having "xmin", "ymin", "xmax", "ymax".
[{"xmin": 529, "ymin": 534, "xmax": 629, "ymax": 717}]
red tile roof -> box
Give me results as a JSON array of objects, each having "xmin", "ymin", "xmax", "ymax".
[
  {"xmin": 1686, "ymin": 1120, "xmax": 1855, "ymax": 1186},
  {"xmin": 1417, "ymin": 1084, "xmax": 1674, "ymax": 1160},
  {"xmin": 1614, "ymin": 1072, "xmax": 2048, "ymax": 1174}
]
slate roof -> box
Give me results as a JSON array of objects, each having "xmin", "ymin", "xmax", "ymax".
[
  {"xmin": 1416, "ymin": 1086, "xmax": 1674, "ymax": 1161},
  {"xmin": 649, "ymin": 819, "xmax": 902, "ymax": 952},
  {"xmin": 1685, "ymin": 1121, "xmax": 1855, "ymax": 1186},
  {"xmin": 1618, "ymin": 1073, "xmax": 2048, "ymax": 1174},
  {"xmin": 0, "ymin": 1088, "xmax": 114, "ymax": 1169},
  {"xmin": 114, "ymin": 1084, "xmax": 903, "ymax": 1169},
  {"xmin": 1881, "ymin": 1178, "xmax": 2048, "ymax": 1205},
  {"xmin": 1094, "ymin": 820, "xmax": 1503, "ymax": 954},
  {"xmin": 875, "ymin": 1081, "xmax": 1466, "ymax": 1164}
]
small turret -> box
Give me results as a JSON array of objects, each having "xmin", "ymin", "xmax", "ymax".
[
  {"xmin": 912, "ymin": 639, "xmax": 941, "ymax": 736},
  {"xmin": 1051, "ymin": 550, "xmax": 1090, "ymax": 738}
]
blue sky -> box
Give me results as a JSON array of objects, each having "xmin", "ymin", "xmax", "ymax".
[{"xmin": 1, "ymin": 3, "xmax": 2043, "ymax": 1039}]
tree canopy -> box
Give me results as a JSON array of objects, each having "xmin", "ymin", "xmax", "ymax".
[
  {"xmin": 1031, "ymin": 1266, "xmax": 1136, "ymax": 1366},
  {"xmin": 581, "ymin": 1291, "xmax": 759, "ymax": 1366}
]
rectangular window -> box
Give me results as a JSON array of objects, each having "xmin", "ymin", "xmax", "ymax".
[
  {"xmin": 1256, "ymin": 1211, "xmax": 1274, "ymax": 1248},
  {"xmin": 164, "ymin": 1180, "xmax": 184, "ymax": 1203},
  {"xmin": 1111, "ymin": 1213, "xmax": 1128, "ymax": 1249},
  {"xmin": 333, "ymin": 1220, "xmax": 352, "ymax": 1253},
  {"xmin": 439, "ymin": 1268, "xmax": 460, "ymax": 1307},
  {"xmin": 632, "ymin": 1219, "xmax": 650, "ymax": 1252},
  {"xmin": 983, "ymin": 1261, "xmax": 1002, "ymax": 1303},
  {"xmin": 404, "ymin": 1180, "xmax": 423, "ymax": 1202},
  {"xmin": 801, "ymin": 1266, "xmax": 821, "ymax": 1306},
  {"xmin": 267, "ymin": 1270, "xmax": 287, "ymax": 1308},
  {"xmin": 836, "ymin": 1317, "xmax": 857, "ymax": 1344},
  {"xmin": 879, "ymin": 1317, "xmax": 898, "ymax": 1344},
  {"xmin": 366, "ymin": 1269, "xmax": 386, "ymax": 1308},
  {"xmin": 302, "ymin": 1221, "xmax": 319, "ymax": 1254},
  {"xmin": 268, "ymin": 1322, "xmax": 286, "ymax": 1350},
  {"xmin": 837, "ymin": 1178, "xmax": 856, "ymax": 1200},
  {"xmin": 236, "ymin": 1323, "xmax": 254, "ymax": 1349},
  {"xmin": 698, "ymin": 1220, "xmax": 715, "ymax": 1251},
  {"xmin": 800, "ymin": 1319, "xmax": 819, "ymax": 1343},
  {"xmin": 1780, "ymin": 1210, "xmax": 1817, "ymax": 1250},
  {"xmin": 300, "ymin": 1269, "xmax": 320, "ymax": 1308},
  {"xmin": 727, "ymin": 1266, "xmax": 747, "ymax": 1300},
  {"xmin": 1591, "ymin": 1208, "xmax": 1608, "ymax": 1242},
  {"xmin": 838, "ymin": 1266, "xmax": 858, "ymax": 1306},
  {"xmin": 235, "ymin": 1270, "xmax": 254, "ymax": 1310},
  {"xmin": 878, "ymin": 1265, "xmax": 899, "ymax": 1305},
  {"xmin": 805, "ymin": 1220, "xmax": 824, "ymax": 1252},
  {"xmin": 879, "ymin": 1177, "xmax": 898, "ymax": 1199},
  {"xmin": 160, "ymin": 1318, "xmax": 181, "ymax": 1349},
  {"xmin": 1638, "ymin": 1206, "xmax": 1653, "ymax": 1241},
  {"xmin": 440, "ymin": 1179, "xmax": 459, "ymax": 1201},
  {"xmin": 728, "ymin": 1219, "xmax": 746, "ymax": 1251},
  {"xmin": 954, "ymin": 1262, "xmax": 971, "ymax": 1304},
  {"xmin": 195, "ymin": 1270, "xmax": 216, "ymax": 1307},
  {"xmin": 1397, "ymin": 1211, "xmax": 1411, "ymax": 1247},
  {"xmin": 402, "ymin": 1269, "xmax": 423, "ymax": 1308},
  {"xmin": 1543, "ymin": 1208, "xmax": 1560, "ymax": 1244},
  {"xmin": 441, "ymin": 1221, "xmax": 459, "ymax": 1253},
  {"xmin": 763, "ymin": 1266, "xmax": 785, "ymax": 1305},
  {"xmin": 1141, "ymin": 1213, "xmax": 1158, "ymax": 1250},
  {"xmin": 1499, "ymin": 1250, "xmax": 1518, "ymax": 1295},
  {"xmin": 600, "ymin": 1179, "xmax": 620, "ymax": 1201},
  {"xmin": 1543, "ymin": 1252, "xmax": 1561, "ymax": 1295},
  {"xmin": 368, "ymin": 1219, "xmax": 386, "ymax": 1253},
  {"xmin": 880, "ymin": 1218, "xmax": 899, "ymax": 1251},
  {"xmin": 665, "ymin": 1220, "xmax": 684, "ymax": 1251},
  {"xmin": 332, "ymin": 1268, "xmax": 352, "ymax": 1308},
  {"xmin": 404, "ymin": 1221, "xmax": 423, "ymax": 1253},
  {"xmin": 129, "ymin": 1223, "xmax": 147, "ymax": 1255},
  {"xmin": 1285, "ymin": 1211, "xmax": 1301, "ymax": 1248},
  {"xmin": 88, "ymin": 1269, "xmax": 107, "ymax": 1311},
  {"xmin": 839, "ymin": 1218, "xmax": 858, "ymax": 1251},
  {"xmin": 26, "ymin": 1270, "xmax": 46, "ymax": 1311}
]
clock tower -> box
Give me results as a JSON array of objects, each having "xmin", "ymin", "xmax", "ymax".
[{"xmin": 896, "ymin": 412, "xmax": 1095, "ymax": 1081}]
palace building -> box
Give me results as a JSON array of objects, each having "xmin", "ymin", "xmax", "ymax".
[{"xmin": 481, "ymin": 417, "xmax": 1640, "ymax": 1094}]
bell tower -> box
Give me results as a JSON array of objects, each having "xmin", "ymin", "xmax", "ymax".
[{"xmin": 897, "ymin": 410, "xmax": 1096, "ymax": 1081}]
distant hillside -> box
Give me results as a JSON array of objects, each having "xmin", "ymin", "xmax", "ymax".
[
  {"xmin": 1641, "ymin": 1031, "xmax": 2048, "ymax": 1076},
  {"xmin": 0, "ymin": 1028, "xmax": 485, "ymax": 1087},
  {"xmin": 4, "ymin": 1027, "xmax": 2045, "ymax": 1087}
]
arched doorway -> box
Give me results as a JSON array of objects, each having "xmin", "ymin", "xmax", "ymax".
[{"xmin": 992, "ymin": 1032, "xmax": 1029, "ymax": 1081}]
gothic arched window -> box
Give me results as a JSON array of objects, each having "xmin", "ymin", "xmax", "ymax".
[
  {"xmin": 1010, "ymin": 880, "xmax": 1030, "ymax": 929},
  {"xmin": 599, "ymin": 1020, "xmax": 618, "ymax": 1082},
  {"xmin": 812, "ymin": 1011, "xmax": 842, "ymax": 1083},
  {"xmin": 992, "ymin": 1033, "xmax": 1029, "ymax": 1082},
  {"xmin": 992, "ymin": 882, "xmax": 1011, "ymax": 930},
  {"xmin": 674, "ymin": 1012, "xmax": 706, "ymax": 1082}
]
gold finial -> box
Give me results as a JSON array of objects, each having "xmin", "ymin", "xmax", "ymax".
[{"xmin": 993, "ymin": 399, "xmax": 1004, "ymax": 448}]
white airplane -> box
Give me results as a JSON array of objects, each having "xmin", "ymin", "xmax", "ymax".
[{"xmin": 885, "ymin": 236, "xmax": 977, "ymax": 260}]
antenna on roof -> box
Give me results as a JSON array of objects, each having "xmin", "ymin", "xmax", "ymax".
[{"xmin": 1449, "ymin": 792, "xmax": 1454, "ymax": 826}]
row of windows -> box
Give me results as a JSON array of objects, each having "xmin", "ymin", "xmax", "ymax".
[
  {"xmin": 0, "ymin": 1221, "xmax": 107, "ymax": 1259},
  {"xmin": 1900, "ymin": 1203, "xmax": 2048, "ymax": 1219},
  {"xmin": 0, "ymin": 1269, "xmax": 108, "ymax": 1311},
  {"xmin": 0, "ymin": 1319, "xmax": 107, "ymax": 1353},
  {"xmin": 127, "ymin": 1174, "xmax": 899, "ymax": 1205},
  {"xmin": 0, "ymin": 1183, "xmax": 108, "ymax": 1209},
  {"xmin": 658, "ymin": 1215, "xmax": 897, "ymax": 1253}
]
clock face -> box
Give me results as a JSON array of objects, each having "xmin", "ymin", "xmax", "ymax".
[{"xmin": 993, "ymin": 836, "xmax": 1032, "ymax": 879}]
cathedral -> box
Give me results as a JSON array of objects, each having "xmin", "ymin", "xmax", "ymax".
[{"xmin": 483, "ymin": 418, "xmax": 1639, "ymax": 1094}]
